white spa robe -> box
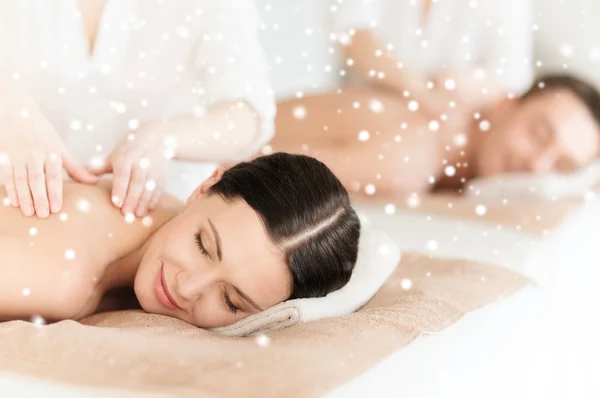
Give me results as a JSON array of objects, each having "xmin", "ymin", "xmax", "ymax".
[
  {"xmin": 335, "ymin": 0, "xmax": 534, "ymax": 95},
  {"xmin": 0, "ymin": 0, "xmax": 275, "ymax": 200}
]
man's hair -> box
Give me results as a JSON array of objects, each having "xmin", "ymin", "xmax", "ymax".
[
  {"xmin": 208, "ymin": 152, "xmax": 361, "ymax": 300},
  {"xmin": 522, "ymin": 74, "xmax": 600, "ymax": 129}
]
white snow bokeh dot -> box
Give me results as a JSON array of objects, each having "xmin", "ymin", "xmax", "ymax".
[
  {"xmin": 31, "ymin": 315, "xmax": 47, "ymax": 326},
  {"xmin": 365, "ymin": 184, "xmax": 376, "ymax": 195},
  {"xmin": 475, "ymin": 204, "xmax": 487, "ymax": 216},
  {"xmin": 76, "ymin": 198, "xmax": 91, "ymax": 213},
  {"xmin": 384, "ymin": 203, "xmax": 396, "ymax": 215},
  {"xmin": 426, "ymin": 240, "xmax": 439, "ymax": 252},
  {"xmin": 406, "ymin": 193, "xmax": 421, "ymax": 208},
  {"xmin": 400, "ymin": 278, "xmax": 413, "ymax": 290},
  {"xmin": 358, "ymin": 130, "xmax": 370, "ymax": 142},
  {"xmin": 255, "ymin": 334, "xmax": 271, "ymax": 347},
  {"xmin": 444, "ymin": 165, "xmax": 456, "ymax": 177},
  {"xmin": 408, "ymin": 100, "xmax": 419, "ymax": 111},
  {"xmin": 293, "ymin": 105, "xmax": 307, "ymax": 120},
  {"xmin": 64, "ymin": 249, "xmax": 76, "ymax": 260}
]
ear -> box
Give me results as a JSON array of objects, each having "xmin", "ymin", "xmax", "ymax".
[{"xmin": 186, "ymin": 168, "xmax": 225, "ymax": 207}]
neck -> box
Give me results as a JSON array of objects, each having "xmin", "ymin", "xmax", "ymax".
[{"xmin": 100, "ymin": 243, "xmax": 148, "ymax": 291}]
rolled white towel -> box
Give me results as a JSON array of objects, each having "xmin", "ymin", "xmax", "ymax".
[
  {"xmin": 466, "ymin": 160, "xmax": 600, "ymax": 203},
  {"xmin": 212, "ymin": 227, "xmax": 401, "ymax": 337}
]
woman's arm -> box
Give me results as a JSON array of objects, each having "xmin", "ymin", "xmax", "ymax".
[
  {"xmin": 340, "ymin": 29, "xmax": 432, "ymax": 99},
  {"xmin": 434, "ymin": 0, "xmax": 534, "ymax": 111},
  {"xmin": 159, "ymin": 0, "xmax": 276, "ymax": 163},
  {"xmin": 0, "ymin": 232, "xmax": 93, "ymax": 322}
]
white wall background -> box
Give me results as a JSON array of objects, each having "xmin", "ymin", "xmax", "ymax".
[
  {"xmin": 255, "ymin": 0, "xmax": 600, "ymax": 99},
  {"xmin": 533, "ymin": 0, "xmax": 600, "ymax": 86}
]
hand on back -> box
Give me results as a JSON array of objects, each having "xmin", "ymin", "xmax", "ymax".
[{"xmin": 0, "ymin": 92, "xmax": 98, "ymax": 218}]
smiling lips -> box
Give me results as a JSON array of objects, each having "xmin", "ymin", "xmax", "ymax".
[{"xmin": 155, "ymin": 264, "xmax": 181, "ymax": 311}]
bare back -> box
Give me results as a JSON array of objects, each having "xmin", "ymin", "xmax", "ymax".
[
  {"xmin": 271, "ymin": 87, "xmax": 471, "ymax": 196},
  {"xmin": 0, "ymin": 181, "xmax": 181, "ymax": 321}
]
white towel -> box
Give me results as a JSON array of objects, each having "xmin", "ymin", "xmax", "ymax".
[
  {"xmin": 466, "ymin": 160, "xmax": 600, "ymax": 203},
  {"xmin": 212, "ymin": 228, "xmax": 401, "ymax": 337}
]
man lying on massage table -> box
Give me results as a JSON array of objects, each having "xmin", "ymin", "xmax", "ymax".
[
  {"xmin": 271, "ymin": 74, "xmax": 600, "ymax": 196},
  {"xmin": 0, "ymin": 153, "xmax": 360, "ymax": 328}
]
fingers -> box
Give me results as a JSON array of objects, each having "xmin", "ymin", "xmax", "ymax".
[
  {"xmin": 86, "ymin": 160, "xmax": 113, "ymax": 176},
  {"xmin": 111, "ymin": 160, "xmax": 132, "ymax": 209},
  {"xmin": 148, "ymin": 192, "xmax": 160, "ymax": 212},
  {"xmin": 12, "ymin": 163, "xmax": 34, "ymax": 216},
  {"xmin": 27, "ymin": 155, "xmax": 50, "ymax": 218},
  {"xmin": 135, "ymin": 179, "xmax": 159, "ymax": 217},
  {"xmin": 2, "ymin": 162, "xmax": 19, "ymax": 207},
  {"xmin": 45, "ymin": 154, "xmax": 63, "ymax": 214},
  {"xmin": 63, "ymin": 153, "xmax": 99, "ymax": 184},
  {"xmin": 121, "ymin": 166, "xmax": 145, "ymax": 216}
]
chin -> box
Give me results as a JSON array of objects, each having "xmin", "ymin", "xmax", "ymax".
[{"xmin": 133, "ymin": 268, "xmax": 154, "ymax": 314}]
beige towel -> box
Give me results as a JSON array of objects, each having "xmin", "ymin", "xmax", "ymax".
[{"xmin": 0, "ymin": 254, "xmax": 529, "ymax": 398}]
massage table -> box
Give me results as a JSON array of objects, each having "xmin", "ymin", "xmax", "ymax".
[
  {"xmin": 1, "ymin": 188, "xmax": 599, "ymax": 397},
  {"xmin": 326, "ymin": 192, "xmax": 600, "ymax": 398}
]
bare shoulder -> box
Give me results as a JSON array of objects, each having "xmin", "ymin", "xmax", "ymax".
[
  {"xmin": 58, "ymin": 180, "xmax": 183, "ymax": 260},
  {"xmin": 0, "ymin": 181, "xmax": 183, "ymax": 321}
]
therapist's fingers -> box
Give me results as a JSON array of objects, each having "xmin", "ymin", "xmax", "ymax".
[
  {"xmin": 111, "ymin": 160, "xmax": 133, "ymax": 209},
  {"xmin": 2, "ymin": 162, "xmax": 19, "ymax": 207},
  {"xmin": 148, "ymin": 192, "xmax": 160, "ymax": 211},
  {"xmin": 63, "ymin": 153, "xmax": 99, "ymax": 184},
  {"xmin": 121, "ymin": 166, "xmax": 146, "ymax": 216},
  {"xmin": 86, "ymin": 159, "xmax": 113, "ymax": 176},
  {"xmin": 27, "ymin": 155, "xmax": 50, "ymax": 218},
  {"xmin": 13, "ymin": 163, "xmax": 34, "ymax": 216},
  {"xmin": 45, "ymin": 154, "xmax": 63, "ymax": 214},
  {"xmin": 135, "ymin": 179, "xmax": 158, "ymax": 217}
]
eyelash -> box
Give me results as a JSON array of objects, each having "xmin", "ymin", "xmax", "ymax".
[
  {"xmin": 221, "ymin": 286, "xmax": 239, "ymax": 314},
  {"xmin": 195, "ymin": 232, "xmax": 239, "ymax": 314},
  {"xmin": 194, "ymin": 232, "xmax": 210, "ymax": 257}
]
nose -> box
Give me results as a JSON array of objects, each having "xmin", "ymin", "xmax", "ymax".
[{"xmin": 175, "ymin": 269, "xmax": 217, "ymax": 301}]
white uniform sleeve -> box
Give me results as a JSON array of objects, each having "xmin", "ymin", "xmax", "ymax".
[
  {"xmin": 334, "ymin": 0, "xmax": 383, "ymax": 34},
  {"xmin": 479, "ymin": 0, "xmax": 534, "ymax": 95},
  {"xmin": 192, "ymin": 0, "xmax": 276, "ymax": 152}
]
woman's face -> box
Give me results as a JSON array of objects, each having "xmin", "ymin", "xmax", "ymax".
[
  {"xmin": 134, "ymin": 173, "xmax": 293, "ymax": 328},
  {"xmin": 476, "ymin": 89, "xmax": 600, "ymax": 177}
]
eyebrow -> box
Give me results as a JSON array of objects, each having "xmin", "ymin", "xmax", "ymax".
[{"xmin": 207, "ymin": 218, "xmax": 264, "ymax": 312}]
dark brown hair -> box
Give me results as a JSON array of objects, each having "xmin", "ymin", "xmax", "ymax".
[
  {"xmin": 208, "ymin": 152, "xmax": 361, "ymax": 299},
  {"xmin": 522, "ymin": 74, "xmax": 600, "ymax": 129}
]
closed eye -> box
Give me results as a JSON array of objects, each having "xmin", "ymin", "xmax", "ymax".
[{"xmin": 195, "ymin": 232, "xmax": 211, "ymax": 259}]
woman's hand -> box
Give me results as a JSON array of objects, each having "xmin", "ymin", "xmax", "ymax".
[
  {"xmin": 0, "ymin": 93, "xmax": 98, "ymax": 218},
  {"xmin": 90, "ymin": 122, "xmax": 175, "ymax": 218}
]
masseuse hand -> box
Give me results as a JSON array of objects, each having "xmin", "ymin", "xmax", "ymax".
[
  {"xmin": 0, "ymin": 93, "xmax": 98, "ymax": 218},
  {"xmin": 90, "ymin": 122, "xmax": 174, "ymax": 218}
]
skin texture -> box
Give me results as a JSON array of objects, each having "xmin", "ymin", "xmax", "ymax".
[
  {"xmin": 270, "ymin": 87, "xmax": 600, "ymax": 197},
  {"xmin": 133, "ymin": 170, "xmax": 293, "ymax": 329},
  {"xmin": 0, "ymin": 172, "xmax": 292, "ymax": 328},
  {"xmin": 474, "ymin": 89, "xmax": 600, "ymax": 177}
]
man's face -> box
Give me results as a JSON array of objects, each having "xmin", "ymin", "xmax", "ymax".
[{"xmin": 476, "ymin": 89, "xmax": 600, "ymax": 177}]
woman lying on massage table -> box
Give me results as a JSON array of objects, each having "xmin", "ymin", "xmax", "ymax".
[{"xmin": 0, "ymin": 153, "xmax": 360, "ymax": 328}]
